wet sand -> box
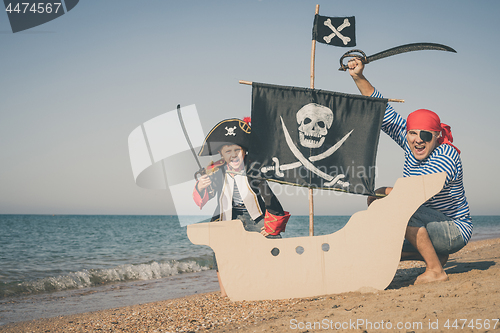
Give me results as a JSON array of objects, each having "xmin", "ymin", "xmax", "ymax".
[{"xmin": 1, "ymin": 238, "xmax": 499, "ymax": 333}]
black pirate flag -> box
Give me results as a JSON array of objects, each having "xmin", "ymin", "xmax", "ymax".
[
  {"xmin": 247, "ymin": 82, "xmax": 386, "ymax": 195},
  {"xmin": 312, "ymin": 14, "xmax": 356, "ymax": 47}
]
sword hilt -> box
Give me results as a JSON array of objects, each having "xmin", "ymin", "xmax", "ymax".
[
  {"xmin": 194, "ymin": 168, "xmax": 216, "ymax": 197},
  {"xmin": 338, "ymin": 49, "xmax": 368, "ymax": 71}
]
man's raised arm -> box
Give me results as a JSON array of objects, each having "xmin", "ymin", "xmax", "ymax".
[{"xmin": 348, "ymin": 58, "xmax": 375, "ymax": 97}]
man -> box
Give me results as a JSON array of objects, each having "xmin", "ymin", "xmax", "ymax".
[{"xmin": 348, "ymin": 58, "xmax": 472, "ymax": 284}]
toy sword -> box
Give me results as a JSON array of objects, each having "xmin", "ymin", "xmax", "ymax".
[
  {"xmin": 176, "ymin": 104, "xmax": 217, "ymax": 196},
  {"xmin": 338, "ymin": 42, "xmax": 456, "ymax": 71}
]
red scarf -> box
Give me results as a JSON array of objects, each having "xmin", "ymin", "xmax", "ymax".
[{"xmin": 406, "ymin": 109, "xmax": 460, "ymax": 154}]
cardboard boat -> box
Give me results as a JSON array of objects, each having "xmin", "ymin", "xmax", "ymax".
[{"xmin": 187, "ymin": 172, "xmax": 445, "ymax": 301}]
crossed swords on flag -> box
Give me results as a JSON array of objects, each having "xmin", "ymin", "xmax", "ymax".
[{"xmin": 260, "ymin": 117, "xmax": 353, "ymax": 188}]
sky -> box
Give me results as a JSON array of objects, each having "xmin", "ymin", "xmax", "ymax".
[{"xmin": 1, "ymin": 0, "xmax": 499, "ymax": 216}]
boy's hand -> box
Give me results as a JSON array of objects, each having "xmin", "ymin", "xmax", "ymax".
[{"xmin": 197, "ymin": 175, "xmax": 212, "ymax": 192}]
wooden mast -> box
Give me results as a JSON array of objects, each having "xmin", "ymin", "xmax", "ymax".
[{"xmin": 308, "ymin": 4, "xmax": 320, "ymax": 237}]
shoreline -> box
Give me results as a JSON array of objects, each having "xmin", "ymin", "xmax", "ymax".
[{"xmin": 1, "ymin": 237, "xmax": 499, "ymax": 333}]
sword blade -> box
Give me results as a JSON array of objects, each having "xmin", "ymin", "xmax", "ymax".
[
  {"xmin": 366, "ymin": 42, "xmax": 456, "ymax": 63},
  {"xmin": 177, "ymin": 104, "xmax": 203, "ymax": 170},
  {"xmin": 339, "ymin": 42, "xmax": 456, "ymax": 71}
]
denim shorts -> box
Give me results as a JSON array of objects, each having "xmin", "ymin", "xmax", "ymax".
[{"xmin": 402, "ymin": 205, "xmax": 465, "ymax": 255}]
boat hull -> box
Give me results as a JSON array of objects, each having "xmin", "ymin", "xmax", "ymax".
[{"xmin": 187, "ymin": 173, "xmax": 446, "ymax": 301}]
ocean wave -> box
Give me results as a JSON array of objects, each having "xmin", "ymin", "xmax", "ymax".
[{"xmin": 0, "ymin": 259, "xmax": 211, "ymax": 298}]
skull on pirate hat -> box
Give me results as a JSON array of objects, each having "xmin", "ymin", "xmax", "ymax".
[{"xmin": 198, "ymin": 118, "xmax": 251, "ymax": 156}]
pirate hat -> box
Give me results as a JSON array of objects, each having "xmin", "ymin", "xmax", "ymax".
[{"xmin": 198, "ymin": 118, "xmax": 251, "ymax": 156}]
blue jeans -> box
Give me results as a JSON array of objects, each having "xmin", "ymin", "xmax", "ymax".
[{"xmin": 402, "ymin": 205, "xmax": 465, "ymax": 255}]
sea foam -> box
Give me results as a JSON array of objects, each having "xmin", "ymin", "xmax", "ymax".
[{"xmin": 1, "ymin": 259, "xmax": 210, "ymax": 297}]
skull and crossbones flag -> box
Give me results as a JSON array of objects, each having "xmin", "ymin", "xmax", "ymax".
[
  {"xmin": 312, "ymin": 14, "xmax": 356, "ymax": 47},
  {"xmin": 246, "ymin": 82, "xmax": 387, "ymax": 195}
]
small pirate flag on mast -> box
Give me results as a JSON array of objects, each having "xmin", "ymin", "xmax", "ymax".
[{"xmin": 312, "ymin": 14, "xmax": 356, "ymax": 47}]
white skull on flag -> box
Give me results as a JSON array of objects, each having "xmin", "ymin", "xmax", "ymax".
[{"xmin": 296, "ymin": 103, "xmax": 334, "ymax": 148}]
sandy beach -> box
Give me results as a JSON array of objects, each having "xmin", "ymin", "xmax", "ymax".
[{"xmin": 1, "ymin": 238, "xmax": 498, "ymax": 333}]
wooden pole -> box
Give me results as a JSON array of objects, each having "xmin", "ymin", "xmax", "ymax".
[
  {"xmin": 310, "ymin": 4, "xmax": 319, "ymax": 89},
  {"xmin": 308, "ymin": 4, "xmax": 320, "ymax": 237},
  {"xmin": 239, "ymin": 81, "xmax": 404, "ymax": 103}
]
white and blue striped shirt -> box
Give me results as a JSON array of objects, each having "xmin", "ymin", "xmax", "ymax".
[{"xmin": 372, "ymin": 89, "xmax": 473, "ymax": 243}]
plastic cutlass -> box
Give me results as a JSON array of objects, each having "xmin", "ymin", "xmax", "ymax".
[
  {"xmin": 338, "ymin": 42, "xmax": 457, "ymax": 71},
  {"xmin": 176, "ymin": 104, "xmax": 216, "ymax": 196}
]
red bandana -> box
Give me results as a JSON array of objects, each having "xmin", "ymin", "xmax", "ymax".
[{"xmin": 406, "ymin": 109, "xmax": 460, "ymax": 154}]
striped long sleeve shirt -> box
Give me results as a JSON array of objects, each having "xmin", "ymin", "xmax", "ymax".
[{"xmin": 372, "ymin": 89, "xmax": 473, "ymax": 243}]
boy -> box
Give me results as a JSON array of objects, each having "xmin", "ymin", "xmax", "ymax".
[{"xmin": 193, "ymin": 118, "xmax": 290, "ymax": 295}]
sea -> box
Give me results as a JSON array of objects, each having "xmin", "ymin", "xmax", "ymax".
[{"xmin": 1, "ymin": 214, "xmax": 499, "ymax": 325}]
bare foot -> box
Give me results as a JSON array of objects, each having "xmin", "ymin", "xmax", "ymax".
[{"xmin": 414, "ymin": 269, "xmax": 448, "ymax": 285}]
